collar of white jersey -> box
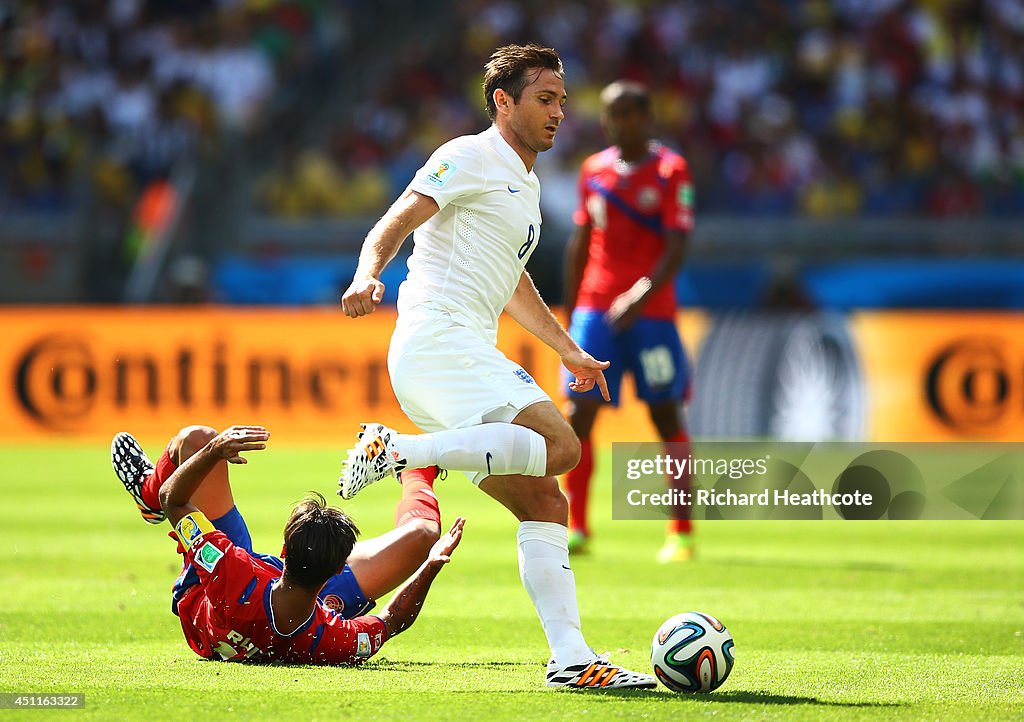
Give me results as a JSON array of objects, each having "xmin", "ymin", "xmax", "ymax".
[{"xmin": 482, "ymin": 125, "xmax": 535, "ymax": 176}]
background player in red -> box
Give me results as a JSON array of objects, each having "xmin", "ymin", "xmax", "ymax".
[
  {"xmin": 110, "ymin": 425, "xmax": 463, "ymax": 663},
  {"xmin": 563, "ymin": 80, "xmax": 695, "ymax": 562}
]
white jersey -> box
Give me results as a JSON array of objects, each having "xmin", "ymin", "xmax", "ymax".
[{"xmin": 398, "ymin": 125, "xmax": 542, "ymax": 344}]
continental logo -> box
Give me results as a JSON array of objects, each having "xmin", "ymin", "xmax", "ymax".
[
  {"xmin": 926, "ymin": 337, "xmax": 1018, "ymax": 433},
  {"xmin": 12, "ymin": 333, "xmax": 391, "ymax": 431}
]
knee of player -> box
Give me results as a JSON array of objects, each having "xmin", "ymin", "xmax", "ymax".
[
  {"xmin": 172, "ymin": 425, "xmax": 218, "ymax": 462},
  {"xmin": 546, "ymin": 432, "xmax": 581, "ymax": 476},
  {"xmin": 533, "ymin": 482, "xmax": 569, "ymax": 520}
]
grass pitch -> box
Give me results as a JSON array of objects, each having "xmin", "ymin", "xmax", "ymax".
[{"xmin": 1, "ymin": 441, "xmax": 1022, "ymax": 721}]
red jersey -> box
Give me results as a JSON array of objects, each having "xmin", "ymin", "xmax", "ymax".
[
  {"xmin": 173, "ymin": 512, "xmax": 387, "ymax": 665},
  {"xmin": 573, "ymin": 143, "xmax": 694, "ymax": 320}
]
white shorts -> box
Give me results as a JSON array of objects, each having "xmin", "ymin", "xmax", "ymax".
[{"xmin": 387, "ymin": 307, "xmax": 551, "ymax": 435}]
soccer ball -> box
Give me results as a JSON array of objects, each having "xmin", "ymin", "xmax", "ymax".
[{"xmin": 650, "ymin": 611, "xmax": 735, "ymax": 692}]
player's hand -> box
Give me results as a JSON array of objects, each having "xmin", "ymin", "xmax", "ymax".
[
  {"xmin": 428, "ymin": 517, "xmax": 465, "ymax": 567},
  {"xmin": 209, "ymin": 426, "xmax": 270, "ymax": 465},
  {"xmin": 562, "ymin": 350, "xmax": 611, "ymax": 402},
  {"xmin": 605, "ymin": 296, "xmax": 643, "ymax": 333},
  {"xmin": 341, "ymin": 276, "xmax": 385, "ymax": 317},
  {"xmin": 605, "ymin": 278, "xmax": 651, "ymax": 332}
]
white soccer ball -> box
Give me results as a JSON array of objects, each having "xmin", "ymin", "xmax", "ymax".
[{"xmin": 650, "ymin": 611, "xmax": 735, "ymax": 692}]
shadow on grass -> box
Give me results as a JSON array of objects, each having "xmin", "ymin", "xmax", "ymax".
[
  {"xmin": 499, "ymin": 688, "xmax": 903, "ymax": 705},
  {"xmin": 367, "ymin": 660, "xmax": 538, "ymax": 670},
  {"xmin": 700, "ymin": 690, "xmax": 903, "ymax": 708},
  {"xmin": 364, "ymin": 662, "xmax": 903, "ymax": 708}
]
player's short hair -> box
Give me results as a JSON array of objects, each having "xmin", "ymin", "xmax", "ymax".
[
  {"xmin": 600, "ymin": 80, "xmax": 652, "ymax": 114},
  {"xmin": 281, "ymin": 492, "xmax": 359, "ymax": 590},
  {"xmin": 483, "ymin": 43, "xmax": 564, "ymax": 121}
]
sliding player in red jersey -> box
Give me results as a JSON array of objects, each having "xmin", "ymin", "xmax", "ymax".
[
  {"xmin": 111, "ymin": 425, "xmax": 462, "ymax": 664},
  {"xmin": 563, "ymin": 80, "xmax": 695, "ymax": 562}
]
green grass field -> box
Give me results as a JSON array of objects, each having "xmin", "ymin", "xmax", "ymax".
[{"xmin": 1, "ymin": 441, "xmax": 1022, "ymax": 721}]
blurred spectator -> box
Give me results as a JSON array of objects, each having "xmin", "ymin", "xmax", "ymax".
[
  {"xmin": 6, "ymin": 1, "xmax": 1022, "ymax": 222},
  {"xmin": 254, "ymin": 0, "xmax": 1024, "ymax": 220},
  {"xmin": 259, "ymin": 137, "xmax": 391, "ymax": 217},
  {"xmin": 927, "ymin": 162, "xmax": 984, "ymax": 216},
  {"xmin": 0, "ymin": 0, "xmax": 323, "ymax": 214}
]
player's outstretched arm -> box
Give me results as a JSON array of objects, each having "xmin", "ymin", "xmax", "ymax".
[
  {"xmin": 376, "ymin": 517, "xmax": 465, "ymax": 639},
  {"xmin": 159, "ymin": 426, "xmax": 270, "ymax": 527},
  {"xmin": 505, "ymin": 272, "xmax": 611, "ymax": 400},
  {"xmin": 340, "ymin": 190, "xmax": 440, "ymax": 317}
]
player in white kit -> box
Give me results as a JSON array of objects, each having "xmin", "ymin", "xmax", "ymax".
[{"xmin": 339, "ymin": 44, "xmax": 656, "ymax": 690}]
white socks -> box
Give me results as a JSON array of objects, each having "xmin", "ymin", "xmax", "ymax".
[
  {"xmin": 396, "ymin": 423, "xmax": 547, "ymax": 477},
  {"xmin": 392, "ymin": 428, "xmax": 588, "ymax": 662},
  {"xmin": 517, "ymin": 521, "xmax": 593, "ymax": 665}
]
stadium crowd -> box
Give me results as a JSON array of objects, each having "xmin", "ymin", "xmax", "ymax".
[
  {"xmin": 258, "ymin": 0, "xmax": 1024, "ymax": 219},
  {"xmin": 0, "ymin": 0, "xmax": 329, "ymax": 213}
]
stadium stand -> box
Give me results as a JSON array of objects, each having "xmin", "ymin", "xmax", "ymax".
[
  {"xmin": 255, "ymin": 0, "xmax": 1024, "ymax": 219},
  {"xmin": 2, "ymin": 1, "xmax": 1022, "ymax": 306}
]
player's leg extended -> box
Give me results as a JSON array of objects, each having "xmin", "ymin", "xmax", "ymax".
[
  {"xmin": 478, "ymin": 477, "xmax": 656, "ymax": 689},
  {"xmin": 648, "ymin": 401, "xmax": 694, "ymax": 562},
  {"xmin": 478, "ymin": 402, "xmax": 656, "ymax": 688},
  {"xmin": 478, "ymin": 467, "xmax": 590, "ymax": 665},
  {"xmin": 339, "ymin": 418, "xmax": 561, "ymax": 498},
  {"xmin": 340, "ymin": 324, "xmax": 571, "ymax": 499},
  {"xmin": 476, "ymin": 402, "xmax": 587, "ymax": 660},
  {"xmin": 345, "ymin": 466, "xmax": 441, "ymax": 601},
  {"xmin": 563, "ymin": 397, "xmax": 601, "ymax": 552},
  {"xmin": 339, "ymin": 379, "xmax": 654, "ymax": 682}
]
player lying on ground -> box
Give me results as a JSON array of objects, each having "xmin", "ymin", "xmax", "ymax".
[
  {"xmin": 111, "ymin": 425, "xmax": 463, "ymax": 664},
  {"xmin": 339, "ymin": 44, "xmax": 656, "ymax": 689}
]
